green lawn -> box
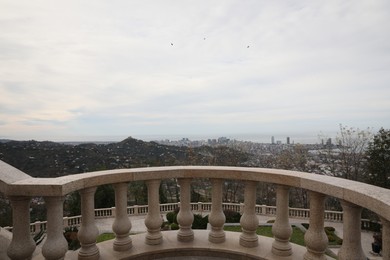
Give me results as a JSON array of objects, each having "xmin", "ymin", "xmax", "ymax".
[{"xmin": 96, "ymin": 233, "xmax": 116, "ymax": 243}]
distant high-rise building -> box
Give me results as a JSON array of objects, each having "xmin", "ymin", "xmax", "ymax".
[
  {"xmin": 271, "ymin": 136, "xmax": 275, "ymax": 144},
  {"xmin": 287, "ymin": 137, "xmax": 290, "ymax": 145}
]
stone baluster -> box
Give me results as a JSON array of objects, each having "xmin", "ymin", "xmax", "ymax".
[
  {"xmin": 239, "ymin": 181, "xmax": 259, "ymax": 247},
  {"xmin": 338, "ymin": 200, "xmax": 366, "ymax": 260},
  {"xmin": 304, "ymin": 191, "xmax": 328, "ymax": 260},
  {"xmin": 78, "ymin": 187, "xmax": 99, "ymax": 260},
  {"xmin": 112, "ymin": 183, "xmax": 132, "ymax": 251},
  {"xmin": 145, "ymin": 179, "xmax": 163, "ymax": 245},
  {"xmin": 42, "ymin": 196, "xmax": 68, "ymax": 260},
  {"xmin": 7, "ymin": 196, "xmax": 36, "ymax": 260},
  {"xmin": 380, "ymin": 216, "xmax": 389, "ymax": 260},
  {"xmin": 177, "ymin": 178, "xmax": 194, "ymax": 242},
  {"xmin": 272, "ymin": 185, "xmax": 292, "ymax": 256},
  {"xmin": 208, "ymin": 178, "xmax": 226, "ymax": 243}
]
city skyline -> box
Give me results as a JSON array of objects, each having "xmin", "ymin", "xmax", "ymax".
[
  {"xmin": 1, "ymin": 1, "xmax": 390, "ymax": 141},
  {"xmin": 0, "ymin": 132, "xmax": 335, "ymax": 145}
]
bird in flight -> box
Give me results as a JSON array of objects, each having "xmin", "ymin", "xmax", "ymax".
[{"xmin": 171, "ymin": 43, "xmax": 174, "ymax": 46}]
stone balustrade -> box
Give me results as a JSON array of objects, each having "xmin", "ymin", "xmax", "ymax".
[
  {"xmin": 1, "ymin": 161, "xmax": 389, "ymax": 260},
  {"xmin": 2, "ymin": 202, "xmax": 355, "ymax": 235}
]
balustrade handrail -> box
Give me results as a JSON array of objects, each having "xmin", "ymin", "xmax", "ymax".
[{"xmin": 1, "ymin": 162, "xmax": 389, "ymax": 221}]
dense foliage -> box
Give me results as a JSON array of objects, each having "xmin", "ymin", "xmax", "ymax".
[
  {"xmin": 0, "ymin": 137, "xmax": 249, "ymax": 177},
  {"xmin": 366, "ymin": 128, "xmax": 390, "ymax": 189}
]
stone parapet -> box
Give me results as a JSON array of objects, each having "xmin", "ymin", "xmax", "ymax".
[{"xmin": 1, "ymin": 161, "xmax": 389, "ymax": 260}]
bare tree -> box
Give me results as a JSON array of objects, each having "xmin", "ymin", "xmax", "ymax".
[
  {"xmin": 274, "ymin": 144, "xmax": 310, "ymax": 208},
  {"xmin": 274, "ymin": 144, "xmax": 310, "ymax": 171},
  {"xmin": 336, "ymin": 124, "xmax": 373, "ymax": 181}
]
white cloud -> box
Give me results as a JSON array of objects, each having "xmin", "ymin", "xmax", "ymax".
[{"xmin": 0, "ymin": 0, "xmax": 389, "ymax": 141}]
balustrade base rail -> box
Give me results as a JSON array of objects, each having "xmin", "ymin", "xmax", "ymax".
[{"xmin": 40, "ymin": 230, "xmax": 326, "ymax": 260}]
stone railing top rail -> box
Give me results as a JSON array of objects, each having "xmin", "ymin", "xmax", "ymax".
[{"xmin": 1, "ymin": 160, "xmax": 389, "ymax": 220}]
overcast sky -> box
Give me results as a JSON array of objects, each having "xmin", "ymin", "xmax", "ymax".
[{"xmin": 1, "ymin": 0, "xmax": 389, "ymax": 142}]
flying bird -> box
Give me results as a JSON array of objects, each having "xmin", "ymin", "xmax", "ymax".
[
  {"xmin": 171, "ymin": 43, "xmax": 174, "ymax": 46},
  {"xmin": 247, "ymin": 45, "xmax": 250, "ymax": 48}
]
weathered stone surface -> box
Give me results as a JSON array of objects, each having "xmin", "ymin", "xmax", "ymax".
[{"xmin": 0, "ymin": 228, "xmax": 11, "ymax": 260}]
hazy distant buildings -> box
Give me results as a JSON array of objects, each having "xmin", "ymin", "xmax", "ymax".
[
  {"xmin": 218, "ymin": 137, "xmax": 230, "ymax": 144},
  {"xmin": 271, "ymin": 136, "xmax": 292, "ymax": 145}
]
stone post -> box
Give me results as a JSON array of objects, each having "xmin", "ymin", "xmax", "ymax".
[
  {"xmin": 261, "ymin": 204, "xmax": 266, "ymax": 215},
  {"xmin": 208, "ymin": 178, "xmax": 226, "ymax": 243},
  {"xmin": 112, "ymin": 183, "xmax": 132, "ymax": 251},
  {"xmin": 7, "ymin": 196, "xmax": 36, "ymax": 260},
  {"xmin": 272, "ymin": 185, "xmax": 292, "ymax": 256},
  {"xmin": 338, "ymin": 200, "xmax": 366, "ymax": 260},
  {"xmin": 304, "ymin": 191, "xmax": 328, "ymax": 260},
  {"xmin": 34, "ymin": 221, "xmax": 41, "ymax": 234},
  {"xmin": 177, "ymin": 178, "xmax": 194, "ymax": 242},
  {"xmin": 78, "ymin": 187, "xmax": 99, "ymax": 260},
  {"xmin": 145, "ymin": 179, "xmax": 163, "ymax": 245},
  {"xmin": 198, "ymin": 202, "xmax": 203, "ymax": 213},
  {"xmin": 240, "ymin": 180, "xmax": 259, "ymax": 247},
  {"xmin": 379, "ymin": 216, "xmax": 389, "ymax": 260},
  {"xmin": 42, "ymin": 196, "xmax": 68, "ymax": 260}
]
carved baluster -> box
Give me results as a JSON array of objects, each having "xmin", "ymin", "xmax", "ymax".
[
  {"xmin": 112, "ymin": 183, "xmax": 132, "ymax": 251},
  {"xmin": 42, "ymin": 196, "xmax": 68, "ymax": 260},
  {"xmin": 272, "ymin": 185, "xmax": 292, "ymax": 256},
  {"xmin": 304, "ymin": 191, "xmax": 328, "ymax": 260},
  {"xmin": 177, "ymin": 178, "xmax": 194, "ymax": 242},
  {"xmin": 7, "ymin": 196, "xmax": 36, "ymax": 260},
  {"xmin": 338, "ymin": 200, "xmax": 366, "ymax": 260},
  {"xmin": 145, "ymin": 179, "xmax": 163, "ymax": 245},
  {"xmin": 240, "ymin": 180, "xmax": 259, "ymax": 247},
  {"xmin": 208, "ymin": 179, "xmax": 226, "ymax": 243},
  {"xmin": 78, "ymin": 187, "xmax": 99, "ymax": 260},
  {"xmin": 380, "ymin": 216, "xmax": 389, "ymax": 260}
]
